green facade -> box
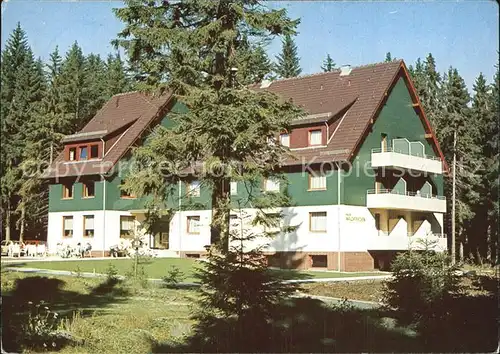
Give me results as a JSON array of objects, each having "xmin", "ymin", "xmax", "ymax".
[
  {"xmin": 342, "ymin": 76, "xmax": 443, "ymax": 206},
  {"xmin": 48, "ymin": 77, "xmax": 443, "ymax": 212}
]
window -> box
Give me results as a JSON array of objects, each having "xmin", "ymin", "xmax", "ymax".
[
  {"xmin": 309, "ymin": 130, "xmax": 322, "ymax": 146},
  {"xmin": 230, "ymin": 181, "xmax": 238, "ymax": 196},
  {"xmin": 311, "ymin": 255, "xmax": 328, "ymax": 268},
  {"xmin": 79, "ymin": 146, "xmax": 88, "ymax": 160},
  {"xmin": 280, "ymin": 133, "xmax": 290, "ymax": 147},
  {"xmin": 62, "ymin": 183, "xmax": 74, "ymax": 199},
  {"xmin": 120, "ymin": 182, "xmax": 136, "ymax": 199},
  {"xmin": 309, "ymin": 211, "xmax": 327, "ymax": 232},
  {"xmin": 309, "ymin": 172, "xmax": 327, "ymax": 190},
  {"xmin": 82, "ymin": 181, "xmax": 95, "ymax": 198},
  {"xmin": 83, "ymin": 215, "xmax": 94, "ymax": 237},
  {"xmin": 187, "ymin": 216, "xmax": 201, "ymax": 234},
  {"xmin": 263, "ymin": 178, "xmax": 280, "ymax": 193},
  {"xmin": 188, "ymin": 180, "xmax": 201, "ymax": 197},
  {"xmin": 90, "ymin": 145, "xmax": 99, "ymax": 159},
  {"xmin": 120, "ymin": 216, "xmax": 135, "ymax": 238},
  {"xmin": 63, "ymin": 216, "xmax": 73, "ymax": 237},
  {"xmin": 69, "ymin": 147, "xmax": 76, "ymax": 161}
]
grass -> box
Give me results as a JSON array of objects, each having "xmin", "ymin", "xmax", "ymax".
[
  {"xmin": 4, "ymin": 258, "xmax": 387, "ymax": 282},
  {"xmin": 302, "ymin": 279, "xmax": 385, "ymax": 302},
  {"xmin": 2, "ymin": 270, "xmax": 497, "ymax": 353}
]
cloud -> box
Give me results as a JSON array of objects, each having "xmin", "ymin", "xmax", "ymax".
[{"xmin": 389, "ymin": 10, "xmax": 398, "ymax": 15}]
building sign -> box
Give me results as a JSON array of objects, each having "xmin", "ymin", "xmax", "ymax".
[{"xmin": 345, "ymin": 213, "xmax": 366, "ymax": 223}]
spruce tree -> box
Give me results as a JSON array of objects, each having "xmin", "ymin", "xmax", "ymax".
[
  {"xmin": 114, "ymin": 1, "xmax": 303, "ymax": 348},
  {"xmin": 1, "ymin": 23, "xmax": 31, "ymax": 241},
  {"xmin": 59, "ymin": 42, "xmax": 87, "ymax": 131},
  {"xmin": 385, "ymin": 52, "xmax": 393, "ymax": 62},
  {"xmin": 234, "ymin": 36, "xmax": 272, "ymax": 85},
  {"xmin": 275, "ymin": 34, "xmax": 302, "ymax": 78},
  {"xmin": 441, "ymin": 67, "xmax": 479, "ymax": 261},
  {"xmin": 321, "ymin": 53, "xmax": 336, "ymax": 72},
  {"xmin": 105, "ymin": 53, "xmax": 130, "ymax": 96},
  {"xmin": 84, "ymin": 53, "xmax": 107, "ymax": 119}
]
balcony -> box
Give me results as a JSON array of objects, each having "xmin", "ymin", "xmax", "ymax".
[
  {"xmin": 367, "ymin": 189, "xmax": 446, "ymax": 213},
  {"xmin": 368, "ymin": 232, "xmax": 447, "ymax": 251},
  {"xmin": 371, "ymin": 138, "xmax": 443, "ymax": 174}
]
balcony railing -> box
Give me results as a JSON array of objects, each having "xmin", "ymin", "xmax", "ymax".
[
  {"xmin": 367, "ymin": 188, "xmax": 446, "ymax": 200},
  {"xmin": 366, "ymin": 188, "xmax": 447, "ymax": 213},
  {"xmin": 371, "ymin": 147, "xmax": 441, "ymax": 161}
]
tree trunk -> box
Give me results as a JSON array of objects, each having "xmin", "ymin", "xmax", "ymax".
[
  {"xmin": 19, "ymin": 205, "xmax": 25, "ymax": 242},
  {"xmin": 4, "ymin": 201, "xmax": 11, "ymax": 241},
  {"xmin": 210, "ymin": 177, "xmax": 230, "ymax": 253}
]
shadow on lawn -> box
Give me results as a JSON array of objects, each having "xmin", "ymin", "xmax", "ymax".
[
  {"xmin": 1, "ymin": 274, "xmax": 130, "ymax": 352},
  {"xmin": 152, "ymin": 297, "xmax": 421, "ymax": 353}
]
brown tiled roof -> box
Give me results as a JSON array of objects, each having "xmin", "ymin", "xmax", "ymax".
[
  {"xmin": 44, "ymin": 60, "xmax": 446, "ymax": 178},
  {"xmin": 43, "ymin": 91, "xmax": 173, "ymax": 179},
  {"xmin": 252, "ymin": 60, "xmax": 404, "ymax": 164}
]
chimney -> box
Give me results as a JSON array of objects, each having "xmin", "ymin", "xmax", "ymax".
[
  {"xmin": 260, "ymin": 79, "xmax": 272, "ymax": 89},
  {"xmin": 340, "ymin": 65, "xmax": 352, "ymax": 76}
]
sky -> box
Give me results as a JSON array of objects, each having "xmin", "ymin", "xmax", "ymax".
[{"xmin": 1, "ymin": 0, "xmax": 498, "ymax": 91}]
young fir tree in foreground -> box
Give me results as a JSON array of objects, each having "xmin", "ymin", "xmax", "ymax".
[
  {"xmin": 114, "ymin": 1, "xmax": 303, "ymax": 348},
  {"xmin": 275, "ymin": 34, "xmax": 302, "ymax": 78},
  {"xmin": 321, "ymin": 53, "xmax": 336, "ymax": 72}
]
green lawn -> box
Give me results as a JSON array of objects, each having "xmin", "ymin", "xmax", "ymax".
[{"xmin": 4, "ymin": 258, "xmax": 386, "ymax": 282}]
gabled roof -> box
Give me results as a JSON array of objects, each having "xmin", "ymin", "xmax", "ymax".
[
  {"xmin": 43, "ymin": 91, "xmax": 173, "ymax": 179},
  {"xmin": 253, "ymin": 60, "xmax": 445, "ymax": 167},
  {"xmin": 43, "ymin": 59, "xmax": 446, "ymax": 179}
]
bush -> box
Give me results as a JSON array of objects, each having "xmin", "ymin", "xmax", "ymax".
[
  {"xmin": 162, "ymin": 265, "xmax": 186, "ymax": 288},
  {"xmin": 105, "ymin": 263, "xmax": 119, "ymax": 281},
  {"xmin": 381, "ymin": 248, "xmax": 461, "ymax": 323}
]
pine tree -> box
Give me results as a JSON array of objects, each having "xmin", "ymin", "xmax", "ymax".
[
  {"xmin": 84, "ymin": 53, "xmax": 107, "ymax": 119},
  {"xmin": 59, "ymin": 42, "xmax": 87, "ymax": 131},
  {"xmin": 105, "ymin": 53, "xmax": 130, "ymax": 96},
  {"xmin": 234, "ymin": 37, "xmax": 272, "ymax": 85},
  {"xmin": 114, "ymin": 1, "xmax": 303, "ymax": 347},
  {"xmin": 441, "ymin": 67, "xmax": 479, "ymax": 262},
  {"xmin": 321, "ymin": 53, "xmax": 336, "ymax": 72},
  {"xmin": 274, "ymin": 34, "xmax": 302, "ymax": 78},
  {"xmin": 1, "ymin": 23, "xmax": 32, "ymax": 241}
]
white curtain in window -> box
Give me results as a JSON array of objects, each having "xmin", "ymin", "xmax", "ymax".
[
  {"xmin": 230, "ymin": 181, "xmax": 238, "ymax": 195},
  {"xmin": 310, "ymin": 173, "xmax": 326, "ymax": 189},
  {"xmin": 85, "ymin": 216, "xmax": 94, "ymax": 230},
  {"xmin": 265, "ymin": 178, "xmax": 280, "ymax": 192},
  {"xmin": 280, "ymin": 134, "xmax": 290, "ymax": 147},
  {"xmin": 190, "ymin": 181, "xmax": 201, "ymax": 197},
  {"xmin": 64, "ymin": 217, "xmax": 73, "ymax": 230},
  {"xmin": 188, "ymin": 216, "xmax": 200, "ymax": 233},
  {"xmin": 121, "ymin": 217, "xmax": 134, "ymax": 231},
  {"xmin": 310, "ymin": 212, "xmax": 327, "ymax": 232},
  {"xmin": 309, "ymin": 130, "xmax": 322, "ymax": 145}
]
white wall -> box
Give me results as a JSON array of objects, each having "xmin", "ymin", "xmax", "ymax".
[
  {"xmin": 47, "ymin": 210, "xmax": 134, "ymax": 254},
  {"xmin": 48, "ymin": 205, "xmax": 447, "ymax": 255}
]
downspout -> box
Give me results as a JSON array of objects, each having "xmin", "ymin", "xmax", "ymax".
[
  {"xmin": 324, "ymin": 121, "xmax": 329, "ymax": 142},
  {"xmin": 178, "ymin": 180, "xmax": 182, "ymax": 257},
  {"xmin": 101, "ymin": 138, "xmax": 106, "ymax": 257},
  {"xmin": 337, "ymin": 162, "xmax": 342, "ymax": 272},
  {"xmin": 101, "ymin": 174, "xmax": 106, "ymax": 257}
]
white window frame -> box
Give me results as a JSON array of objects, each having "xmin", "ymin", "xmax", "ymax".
[
  {"xmin": 230, "ymin": 181, "xmax": 238, "ymax": 196},
  {"xmin": 280, "ymin": 133, "xmax": 290, "ymax": 147},
  {"xmin": 187, "ymin": 215, "xmax": 201, "ymax": 234},
  {"xmin": 263, "ymin": 178, "xmax": 280, "ymax": 193},
  {"xmin": 83, "ymin": 215, "xmax": 95, "ymax": 237},
  {"xmin": 188, "ymin": 180, "xmax": 201, "ymax": 197},
  {"xmin": 309, "ymin": 211, "xmax": 327, "ymax": 233},
  {"xmin": 308, "ymin": 171, "xmax": 327, "ymax": 191},
  {"xmin": 120, "ymin": 215, "xmax": 136, "ymax": 238},
  {"xmin": 63, "ymin": 216, "xmax": 73, "ymax": 237},
  {"xmin": 309, "ymin": 129, "xmax": 322, "ymax": 146}
]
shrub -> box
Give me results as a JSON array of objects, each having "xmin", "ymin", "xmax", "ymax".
[
  {"xmin": 381, "ymin": 248, "xmax": 461, "ymax": 323},
  {"xmin": 105, "ymin": 263, "xmax": 119, "ymax": 281},
  {"xmin": 162, "ymin": 265, "xmax": 186, "ymax": 288}
]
